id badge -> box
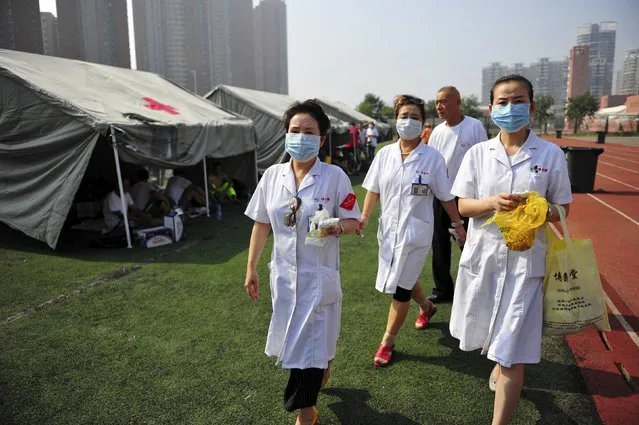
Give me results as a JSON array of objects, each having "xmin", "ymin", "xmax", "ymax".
[{"xmin": 411, "ymin": 183, "xmax": 428, "ymax": 196}]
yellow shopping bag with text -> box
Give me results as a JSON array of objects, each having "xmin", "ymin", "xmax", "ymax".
[{"xmin": 543, "ymin": 206, "xmax": 610, "ymax": 336}]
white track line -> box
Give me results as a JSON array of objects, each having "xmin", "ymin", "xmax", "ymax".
[
  {"xmin": 586, "ymin": 194, "xmax": 639, "ymax": 226},
  {"xmin": 596, "ymin": 173, "xmax": 639, "ymax": 191},
  {"xmin": 599, "ymin": 161, "xmax": 639, "ymax": 174},
  {"xmin": 605, "ymin": 294, "xmax": 639, "ymax": 348},
  {"xmin": 603, "ymin": 155, "xmax": 639, "ymax": 165},
  {"xmin": 548, "ymin": 223, "xmax": 639, "ymax": 349}
]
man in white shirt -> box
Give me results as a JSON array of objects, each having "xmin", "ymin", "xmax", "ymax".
[
  {"xmin": 130, "ymin": 168, "xmax": 171, "ymax": 215},
  {"xmin": 428, "ymin": 86, "xmax": 488, "ymax": 303},
  {"xmin": 102, "ymin": 178, "xmax": 146, "ymax": 234},
  {"xmin": 166, "ymin": 169, "xmax": 206, "ymax": 208},
  {"xmin": 358, "ymin": 122, "xmax": 367, "ymax": 148},
  {"xmin": 365, "ymin": 122, "xmax": 379, "ymax": 159}
]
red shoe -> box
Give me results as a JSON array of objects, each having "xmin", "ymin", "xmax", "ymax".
[
  {"xmin": 374, "ymin": 344, "xmax": 394, "ymax": 367},
  {"xmin": 415, "ymin": 303, "xmax": 437, "ymax": 330}
]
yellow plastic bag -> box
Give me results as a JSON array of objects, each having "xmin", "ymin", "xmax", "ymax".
[
  {"xmin": 542, "ymin": 206, "xmax": 610, "ymax": 336},
  {"xmin": 482, "ymin": 191, "xmax": 548, "ymax": 252}
]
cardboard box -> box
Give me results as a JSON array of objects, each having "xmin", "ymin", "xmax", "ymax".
[
  {"xmin": 164, "ymin": 208, "xmax": 185, "ymax": 242},
  {"xmin": 136, "ymin": 226, "xmax": 173, "ymax": 248}
]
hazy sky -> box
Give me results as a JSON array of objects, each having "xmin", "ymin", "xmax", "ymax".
[{"xmin": 39, "ymin": 0, "xmax": 639, "ymax": 108}]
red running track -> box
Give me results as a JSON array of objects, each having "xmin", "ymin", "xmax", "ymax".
[{"xmin": 547, "ymin": 136, "xmax": 639, "ymax": 425}]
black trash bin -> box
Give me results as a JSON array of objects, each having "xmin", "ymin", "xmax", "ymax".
[
  {"xmin": 596, "ymin": 131, "xmax": 606, "ymax": 143},
  {"xmin": 555, "ymin": 130, "xmax": 562, "ymax": 139},
  {"xmin": 561, "ymin": 146, "xmax": 604, "ymax": 193}
]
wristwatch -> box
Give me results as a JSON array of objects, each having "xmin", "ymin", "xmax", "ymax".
[
  {"xmin": 451, "ymin": 220, "xmax": 464, "ymax": 228},
  {"xmin": 547, "ymin": 205, "xmax": 554, "ymax": 219}
]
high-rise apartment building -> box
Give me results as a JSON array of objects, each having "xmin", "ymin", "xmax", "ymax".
[
  {"xmin": 40, "ymin": 12, "xmax": 59, "ymax": 56},
  {"xmin": 576, "ymin": 22, "xmax": 617, "ymax": 98},
  {"xmin": 567, "ymin": 45, "xmax": 590, "ymax": 99},
  {"xmin": 184, "ymin": 0, "xmax": 213, "ymax": 93},
  {"xmin": 254, "ymin": 0, "xmax": 288, "ymax": 94},
  {"xmin": 57, "ymin": 0, "xmax": 130, "ymax": 68},
  {"xmin": 534, "ymin": 57, "xmax": 569, "ymax": 106},
  {"xmin": 481, "ymin": 60, "xmax": 565, "ymax": 105},
  {"xmin": 481, "ymin": 63, "xmax": 507, "ymax": 104},
  {"xmin": 617, "ymin": 49, "xmax": 639, "ymax": 96},
  {"xmin": 134, "ymin": 0, "xmax": 189, "ymax": 88},
  {"xmin": 209, "ymin": 0, "xmax": 255, "ymax": 89},
  {"xmin": 134, "ymin": 0, "xmax": 255, "ymax": 94},
  {"xmin": 0, "ymin": 0, "xmax": 43, "ymax": 54}
]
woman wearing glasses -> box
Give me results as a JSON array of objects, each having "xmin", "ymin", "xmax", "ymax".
[
  {"xmin": 359, "ymin": 94, "xmax": 466, "ymax": 367},
  {"xmin": 244, "ymin": 99, "xmax": 361, "ymax": 425}
]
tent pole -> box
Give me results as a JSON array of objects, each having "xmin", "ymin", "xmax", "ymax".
[
  {"xmin": 203, "ymin": 159, "xmax": 210, "ymax": 217},
  {"xmin": 110, "ymin": 128, "xmax": 132, "ymax": 248}
]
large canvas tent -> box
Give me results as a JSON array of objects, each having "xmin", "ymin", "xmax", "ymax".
[
  {"xmin": 0, "ymin": 49, "xmax": 255, "ymax": 248},
  {"xmin": 316, "ymin": 98, "xmax": 392, "ymax": 138},
  {"xmin": 206, "ymin": 85, "xmax": 349, "ymax": 173}
]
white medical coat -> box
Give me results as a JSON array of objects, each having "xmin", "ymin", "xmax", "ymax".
[
  {"xmin": 429, "ymin": 116, "xmax": 488, "ymax": 185},
  {"xmin": 245, "ymin": 159, "xmax": 361, "ymax": 369},
  {"xmin": 450, "ymin": 132, "xmax": 573, "ymax": 367},
  {"xmin": 362, "ymin": 142, "xmax": 454, "ymax": 294}
]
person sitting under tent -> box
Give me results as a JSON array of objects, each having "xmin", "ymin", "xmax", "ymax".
[
  {"xmin": 166, "ymin": 169, "xmax": 206, "ymax": 209},
  {"xmin": 333, "ymin": 149, "xmax": 352, "ymax": 176},
  {"xmin": 102, "ymin": 178, "xmax": 150, "ymax": 235},
  {"xmin": 208, "ymin": 161, "xmax": 239, "ymax": 203},
  {"xmin": 130, "ymin": 168, "xmax": 171, "ymax": 217}
]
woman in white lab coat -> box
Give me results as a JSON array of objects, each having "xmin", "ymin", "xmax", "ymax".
[
  {"xmin": 359, "ymin": 94, "xmax": 467, "ymax": 367},
  {"xmin": 244, "ymin": 100, "xmax": 361, "ymax": 425},
  {"xmin": 450, "ymin": 75, "xmax": 573, "ymax": 425}
]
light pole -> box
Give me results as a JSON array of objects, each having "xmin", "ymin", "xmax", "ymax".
[{"xmin": 190, "ymin": 70, "xmax": 198, "ymax": 94}]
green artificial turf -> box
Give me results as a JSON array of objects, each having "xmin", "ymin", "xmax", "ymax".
[{"xmin": 0, "ymin": 180, "xmax": 601, "ymax": 424}]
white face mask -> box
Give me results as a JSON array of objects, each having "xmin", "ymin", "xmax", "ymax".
[{"xmin": 395, "ymin": 118, "xmax": 422, "ymax": 140}]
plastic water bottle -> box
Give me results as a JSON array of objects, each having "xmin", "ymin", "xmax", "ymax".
[{"xmin": 216, "ymin": 204, "xmax": 222, "ymax": 220}]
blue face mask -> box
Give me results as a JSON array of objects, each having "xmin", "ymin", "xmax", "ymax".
[
  {"xmin": 491, "ymin": 103, "xmax": 531, "ymax": 133},
  {"xmin": 285, "ymin": 133, "xmax": 321, "ymax": 162}
]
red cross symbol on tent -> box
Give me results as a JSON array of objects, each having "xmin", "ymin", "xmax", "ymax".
[{"xmin": 143, "ymin": 97, "xmax": 179, "ymax": 115}]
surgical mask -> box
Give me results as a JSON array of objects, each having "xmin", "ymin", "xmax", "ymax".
[
  {"xmin": 395, "ymin": 118, "xmax": 422, "ymax": 140},
  {"xmin": 285, "ymin": 133, "xmax": 320, "ymax": 162},
  {"xmin": 491, "ymin": 103, "xmax": 531, "ymax": 133}
]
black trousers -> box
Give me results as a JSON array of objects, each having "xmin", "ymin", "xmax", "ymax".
[
  {"xmin": 431, "ymin": 198, "xmax": 467, "ymax": 298},
  {"xmin": 283, "ymin": 368, "xmax": 324, "ymax": 412}
]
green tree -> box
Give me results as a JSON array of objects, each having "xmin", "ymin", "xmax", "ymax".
[
  {"xmin": 380, "ymin": 105, "xmax": 394, "ymax": 122},
  {"xmin": 566, "ymin": 93, "xmax": 599, "ymax": 133},
  {"xmin": 357, "ymin": 93, "xmax": 387, "ymax": 121},
  {"xmin": 535, "ymin": 95, "xmax": 555, "ymax": 134},
  {"xmin": 424, "ymin": 99, "xmax": 437, "ymax": 124},
  {"xmin": 461, "ymin": 95, "xmax": 481, "ymax": 118}
]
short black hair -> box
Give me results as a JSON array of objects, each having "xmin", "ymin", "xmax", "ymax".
[
  {"xmin": 137, "ymin": 168, "xmax": 149, "ymax": 181},
  {"xmin": 490, "ymin": 74, "xmax": 534, "ymax": 105},
  {"xmin": 283, "ymin": 99, "xmax": 331, "ymax": 137}
]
